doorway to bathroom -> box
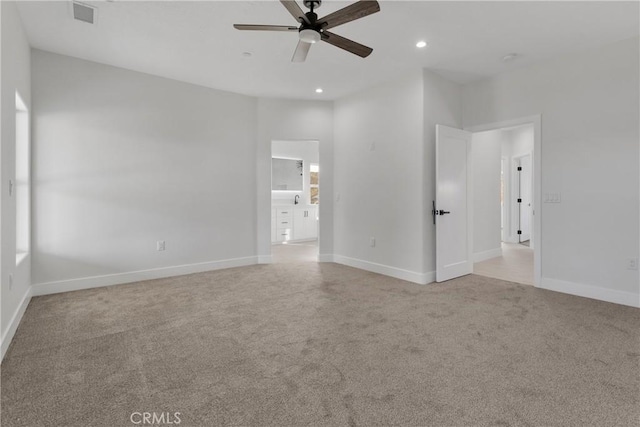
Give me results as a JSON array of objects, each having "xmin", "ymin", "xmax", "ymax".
[{"xmin": 270, "ymin": 140, "xmax": 319, "ymax": 263}]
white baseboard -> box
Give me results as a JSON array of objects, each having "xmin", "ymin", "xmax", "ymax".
[
  {"xmin": 1, "ymin": 287, "xmax": 33, "ymax": 361},
  {"xmin": 257, "ymin": 255, "xmax": 272, "ymax": 264},
  {"xmin": 474, "ymin": 247, "xmax": 503, "ymax": 263},
  {"xmin": 540, "ymin": 277, "xmax": 640, "ymax": 308},
  {"xmin": 32, "ymin": 256, "xmax": 259, "ymax": 296},
  {"xmin": 317, "ymin": 254, "xmax": 334, "ymax": 263},
  {"xmin": 333, "ymin": 255, "xmax": 434, "ymax": 285}
]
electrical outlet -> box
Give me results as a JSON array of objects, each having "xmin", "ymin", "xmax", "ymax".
[
  {"xmin": 157, "ymin": 240, "xmax": 166, "ymax": 251},
  {"xmin": 8, "ymin": 274, "xmax": 13, "ymax": 290},
  {"xmin": 370, "ymin": 237, "xmax": 376, "ymax": 247},
  {"xmin": 627, "ymin": 258, "xmax": 639, "ymax": 270}
]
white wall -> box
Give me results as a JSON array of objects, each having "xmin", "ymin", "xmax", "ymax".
[
  {"xmin": 332, "ymin": 69, "xmax": 462, "ymax": 283},
  {"xmin": 31, "ymin": 50, "xmax": 258, "ymax": 289},
  {"xmin": 334, "ymin": 70, "xmax": 425, "ymax": 280},
  {"xmin": 504, "ymin": 124, "xmax": 534, "ymax": 159},
  {"xmin": 463, "ymin": 37, "xmax": 640, "ymax": 306},
  {"xmin": 1, "ymin": 1, "xmax": 32, "ymax": 358},
  {"xmin": 471, "ymin": 129, "xmax": 502, "ymax": 258},
  {"xmin": 271, "ymin": 140, "xmax": 319, "ymax": 206},
  {"xmin": 257, "ymin": 98, "xmax": 333, "ymax": 262}
]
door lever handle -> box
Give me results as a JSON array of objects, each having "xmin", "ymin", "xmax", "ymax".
[{"xmin": 438, "ymin": 210, "xmax": 450, "ymax": 215}]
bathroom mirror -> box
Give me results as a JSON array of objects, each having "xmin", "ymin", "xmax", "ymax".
[{"xmin": 272, "ymin": 157, "xmax": 303, "ymax": 191}]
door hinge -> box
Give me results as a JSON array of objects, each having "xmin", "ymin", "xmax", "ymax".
[
  {"xmin": 517, "ymin": 198, "xmax": 522, "ymax": 203},
  {"xmin": 517, "ymin": 230, "xmax": 522, "ymax": 235},
  {"xmin": 517, "ymin": 166, "xmax": 522, "ymax": 171}
]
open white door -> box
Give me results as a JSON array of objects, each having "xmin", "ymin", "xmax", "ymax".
[{"xmin": 435, "ymin": 125, "xmax": 473, "ymax": 282}]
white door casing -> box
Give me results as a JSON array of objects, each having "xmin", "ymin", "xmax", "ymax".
[{"xmin": 435, "ymin": 125, "xmax": 473, "ymax": 282}]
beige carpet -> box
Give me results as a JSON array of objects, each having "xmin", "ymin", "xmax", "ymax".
[{"xmin": 1, "ymin": 260, "xmax": 639, "ymax": 426}]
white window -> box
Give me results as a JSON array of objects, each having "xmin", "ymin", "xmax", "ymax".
[
  {"xmin": 15, "ymin": 92, "xmax": 29, "ymax": 264},
  {"xmin": 309, "ymin": 164, "xmax": 319, "ymax": 205}
]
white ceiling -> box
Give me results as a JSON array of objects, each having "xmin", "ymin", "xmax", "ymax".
[{"xmin": 16, "ymin": 1, "xmax": 640, "ymax": 100}]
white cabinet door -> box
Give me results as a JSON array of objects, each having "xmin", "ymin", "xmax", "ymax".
[
  {"xmin": 305, "ymin": 206, "xmax": 318, "ymax": 239},
  {"xmin": 293, "ymin": 206, "xmax": 318, "ymax": 241}
]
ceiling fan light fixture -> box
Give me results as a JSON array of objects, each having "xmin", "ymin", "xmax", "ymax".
[
  {"xmin": 299, "ymin": 29, "xmax": 321, "ymax": 44},
  {"xmin": 315, "ymin": 88, "xmax": 323, "ymax": 93},
  {"xmin": 416, "ymin": 40, "xmax": 427, "ymax": 48},
  {"xmin": 234, "ymin": 0, "xmax": 380, "ymax": 62}
]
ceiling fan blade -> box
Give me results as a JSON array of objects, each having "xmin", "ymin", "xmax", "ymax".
[
  {"xmin": 321, "ymin": 31, "xmax": 372, "ymax": 58},
  {"xmin": 292, "ymin": 40, "xmax": 311, "ymax": 62},
  {"xmin": 280, "ymin": 0, "xmax": 310, "ymax": 25},
  {"xmin": 318, "ymin": 0, "xmax": 380, "ymax": 30},
  {"xmin": 234, "ymin": 24, "xmax": 298, "ymax": 31}
]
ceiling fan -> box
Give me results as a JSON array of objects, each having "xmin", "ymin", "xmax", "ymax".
[{"xmin": 233, "ymin": 0, "xmax": 380, "ymax": 62}]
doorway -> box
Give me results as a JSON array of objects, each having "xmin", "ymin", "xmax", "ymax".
[
  {"xmin": 270, "ymin": 140, "xmax": 319, "ymax": 263},
  {"xmin": 466, "ymin": 117, "xmax": 541, "ymax": 286}
]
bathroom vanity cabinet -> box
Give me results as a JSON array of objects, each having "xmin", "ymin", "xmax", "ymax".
[{"xmin": 271, "ymin": 205, "xmax": 318, "ymax": 243}]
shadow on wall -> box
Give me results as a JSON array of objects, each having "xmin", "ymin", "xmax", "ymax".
[{"xmin": 32, "ymin": 252, "xmax": 127, "ymax": 284}]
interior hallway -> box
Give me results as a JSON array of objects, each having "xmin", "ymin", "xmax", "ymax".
[
  {"xmin": 272, "ymin": 241, "xmax": 318, "ymax": 263},
  {"xmin": 474, "ymin": 242, "xmax": 534, "ymax": 285}
]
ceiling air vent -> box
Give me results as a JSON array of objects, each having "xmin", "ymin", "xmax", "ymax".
[{"xmin": 72, "ymin": 1, "xmax": 96, "ymax": 24}]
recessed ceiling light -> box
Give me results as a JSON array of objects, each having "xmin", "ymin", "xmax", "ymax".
[
  {"xmin": 315, "ymin": 88, "xmax": 323, "ymax": 94},
  {"xmin": 502, "ymin": 53, "xmax": 519, "ymax": 62},
  {"xmin": 416, "ymin": 41, "xmax": 427, "ymax": 48},
  {"xmin": 242, "ymin": 52, "xmax": 252, "ymax": 58}
]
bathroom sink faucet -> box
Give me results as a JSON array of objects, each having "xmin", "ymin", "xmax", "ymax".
[{"xmin": 294, "ymin": 195, "xmax": 300, "ymax": 205}]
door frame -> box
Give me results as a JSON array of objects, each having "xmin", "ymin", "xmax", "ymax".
[
  {"xmin": 500, "ymin": 156, "xmax": 508, "ymax": 242},
  {"xmin": 465, "ymin": 115, "xmax": 541, "ymax": 287}
]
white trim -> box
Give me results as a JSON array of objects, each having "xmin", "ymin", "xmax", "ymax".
[
  {"xmin": 465, "ymin": 114, "xmax": 542, "ymax": 287},
  {"xmin": 317, "ymin": 254, "xmax": 334, "ymax": 263},
  {"xmin": 1, "ymin": 287, "xmax": 33, "ymax": 361},
  {"xmin": 473, "ymin": 247, "xmax": 503, "ymax": 263},
  {"xmin": 257, "ymin": 255, "xmax": 272, "ymax": 264},
  {"xmin": 333, "ymin": 255, "xmax": 435, "ymax": 285},
  {"xmin": 540, "ymin": 278, "xmax": 640, "ymax": 308},
  {"xmin": 32, "ymin": 256, "xmax": 258, "ymax": 296}
]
